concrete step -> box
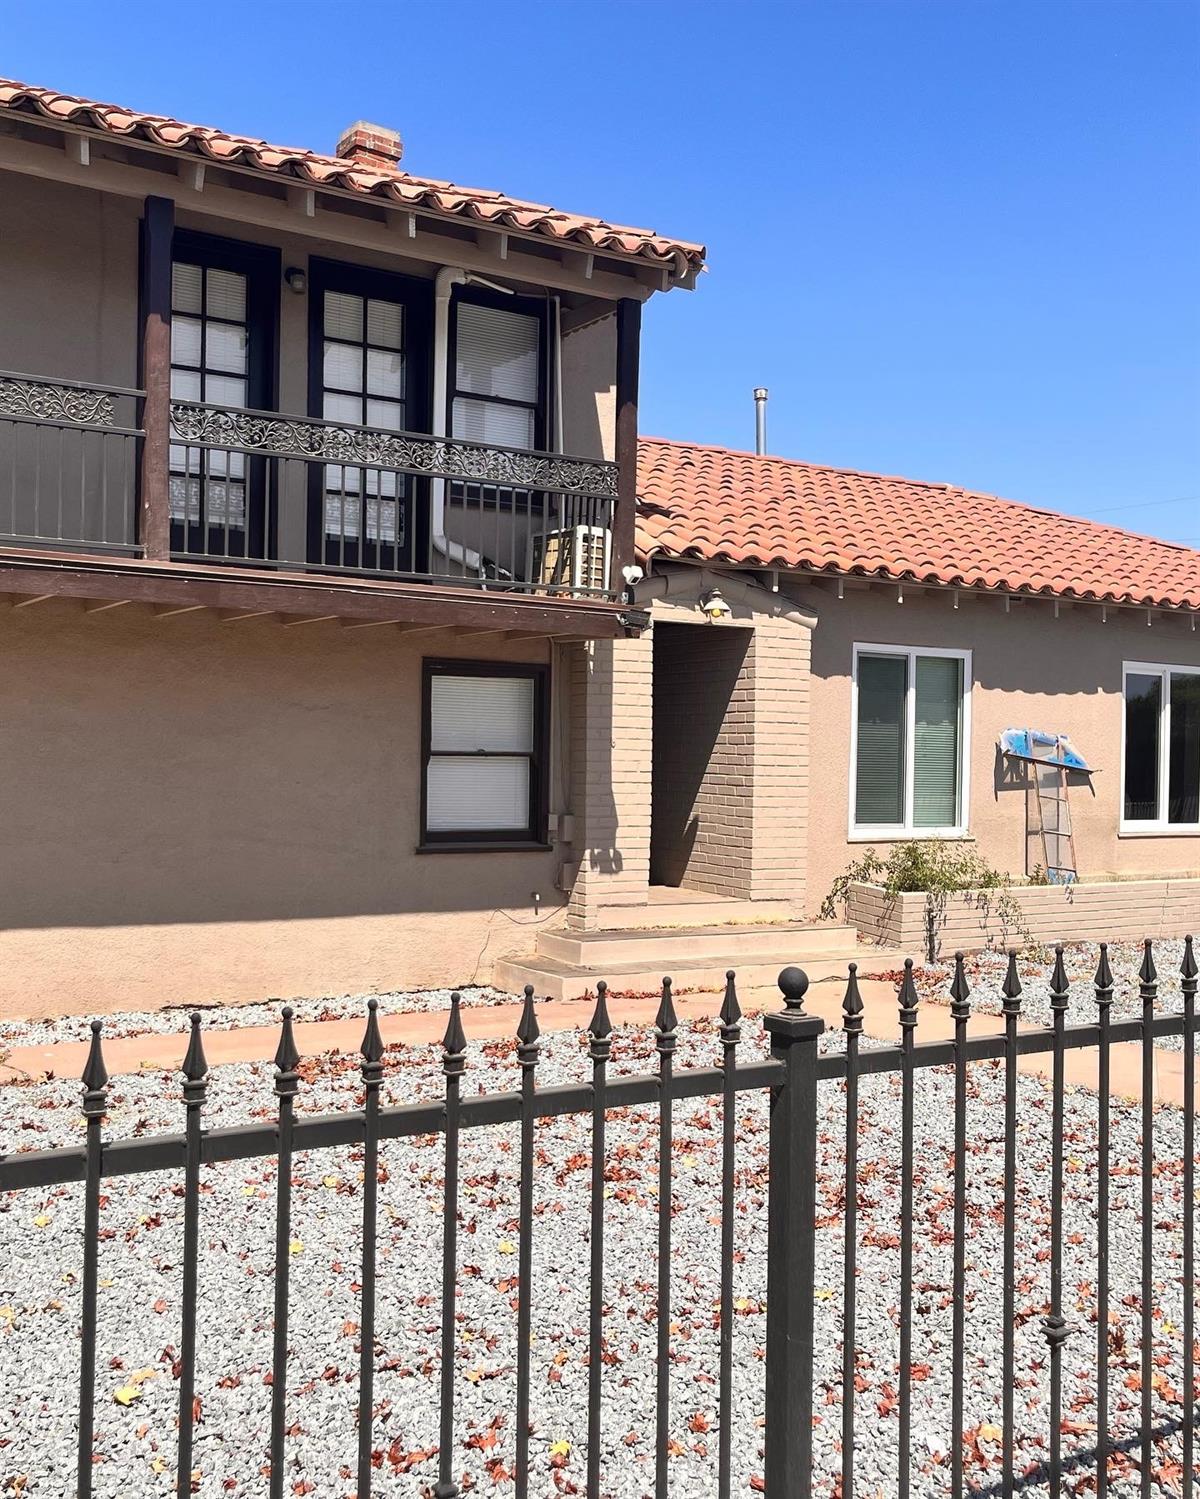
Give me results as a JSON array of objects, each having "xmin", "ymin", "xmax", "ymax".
[
  {"xmin": 537, "ymin": 922, "xmax": 859, "ymax": 967},
  {"xmin": 493, "ymin": 947, "xmax": 905, "ymax": 1004},
  {"xmin": 591, "ymin": 896, "xmax": 799, "ymax": 931}
]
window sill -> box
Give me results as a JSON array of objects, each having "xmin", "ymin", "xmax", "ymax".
[
  {"xmin": 1117, "ymin": 827, "xmax": 1200, "ymax": 839},
  {"xmin": 848, "ymin": 831, "xmax": 974, "ymax": 844},
  {"xmin": 415, "ymin": 840, "xmax": 553, "ymax": 855}
]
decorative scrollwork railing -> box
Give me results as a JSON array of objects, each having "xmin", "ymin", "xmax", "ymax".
[
  {"xmin": 169, "ymin": 400, "xmax": 620, "ymax": 501},
  {"xmin": 0, "ymin": 372, "xmax": 145, "ymax": 430}
]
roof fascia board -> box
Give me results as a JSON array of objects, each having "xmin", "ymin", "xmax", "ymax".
[{"xmin": 0, "ymin": 119, "xmax": 666, "ymax": 299}]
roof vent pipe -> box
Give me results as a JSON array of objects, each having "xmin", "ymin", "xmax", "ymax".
[{"xmin": 753, "ymin": 387, "xmax": 768, "ymax": 455}]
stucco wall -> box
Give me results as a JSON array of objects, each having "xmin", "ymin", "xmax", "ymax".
[
  {"xmin": 0, "ymin": 168, "xmax": 616, "ymax": 464},
  {"xmin": 0, "ymin": 603, "xmax": 568, "ymax": 1019},
  {"xmin": 792, "ymin": 582, "xmax": 1200, "ymax": 917}
]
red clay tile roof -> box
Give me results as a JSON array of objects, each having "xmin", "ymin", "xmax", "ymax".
[
  {"xmin": 0, "ymin": 79, "xmax": 705, "ymax": 274},
  {"xmin": 636, "ymin": 437, "xmax": 1200, "ymax": 612}
]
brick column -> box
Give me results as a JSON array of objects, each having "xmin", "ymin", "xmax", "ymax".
[
  {"xmin": 566, "ymin": 628, "xmax": 653, "ymax": 930},
  {"xmin": 746, "ymin": 614, "xmax": 812, "ymax": 906}
]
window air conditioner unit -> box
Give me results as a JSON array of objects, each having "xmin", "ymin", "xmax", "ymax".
[{"xmin": 529, "ymin": 524, "xmax": 612, "ymax": 593}]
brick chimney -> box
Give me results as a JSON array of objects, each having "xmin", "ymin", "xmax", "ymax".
[{"xmin": 335, "ymin": 121, "xmax": 403, "ymax": 170}]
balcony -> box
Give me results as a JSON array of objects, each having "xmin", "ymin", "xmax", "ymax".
[{"xmin": 0, "ymin": 370, "xmax": 620, "ymax": 602}]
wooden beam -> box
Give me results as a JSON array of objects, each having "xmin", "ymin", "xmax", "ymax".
[
  {"xmin": 612, "ymin": 297, "xmax": 641, "ymax": 585},
  {"xmin": 138, "ymin": 195, "xmax": 174, "ymax": 560},
  {"xmin": 218, "ymin": 607, "xmax": 276, "ymax": 624},
  {"xmin": 83, "ymin": 598, "xmax": 132, "ymax": 614},
  {"xmin": 338, "ymin": 617, "xmax": 415, "ymax": 631},
  {"xmin": 153, "ymin": 602, "xmax": 207, "ymax": 619},
  {"xmin": 0, "ymin": 556, "xmax": 632, "ymax": 638},
  {"xmin": 10, "ymin": 594, "xmax": 53, "ymax": 609},
  {"xmin": 281, "ymin": 614, "xmax": 339, "ymax": 627}
]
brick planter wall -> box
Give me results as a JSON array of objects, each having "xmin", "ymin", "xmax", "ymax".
[{"xmin": 846, "ymin": 877, "xmax": 1200, "ymax": 957}]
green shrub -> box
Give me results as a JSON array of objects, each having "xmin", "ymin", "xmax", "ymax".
[{"xmin": 821, "ymin": 840, "xmax": 1029, "ymax": 960}]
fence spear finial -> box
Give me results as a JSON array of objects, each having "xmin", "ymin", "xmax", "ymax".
[
  {"xmin": 1049, "ymin": 943, "xmax": 1070, "ymax": 1013},
  {"xmin": 842, "ymin": 962, "xmax": 863, "ymax": 1033},
  {"xmin": 1001, "ymin": 948, "xmax": 1023, "ymax": 1015},
  {"xmin": 181, "ymin": 1012, "xmax": 208, "ymax": 1088},
  {"xmin": 81, "ymin": 1019, "xmax": 109, "ymax": 1114},
  {"xmin": 898, "ymin": 958, "xmax": 919, "ymax": 1030},
  {"xmin": 1182, "ymin": 933, "xmax": 1198, "ymax": 982},
  {"xmin": 720, "ymin": 970, "xmax": 741, "ymax": 1030},
  {"xmin": 516, "ymin": 984, "xmax": 541, "ymax": 1073},
  {"xmin": 1094, "ymin": 942, "xmax": 1114, "ymax": 1002},
  {"xmin": 588, "ymin": 980, "xmax": 612, "ymax": 1042},
  {"xmin": 442, "ymin": 991, "xmax": 467, "ymax": 1060},
  {"xmin": 655, "ymin": 976, "xmax": 677, "ymax": 1037},
  {"xmin": 274, "ymin": 1006, "xmax": 301, "ymax": 1097},
  {"xmin": 949, "ymin": 951, "xmax": 971, "ymax": 1020},
  {"xmin": 1139, "ymin": 937, "xmax": 1157, "ymax": 986},
  {"xmin": 360, "ymin": 997, "xmax": 384, "ymax": 1071}
]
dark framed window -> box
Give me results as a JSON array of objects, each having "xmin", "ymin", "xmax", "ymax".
[
  {"xmin": 447, "ymin": 285, "xmax": 551, "ymax": 514},
  {"xmin": 1122, "ymin": 662, "xmax": 1200, "ymax": 830},
  {"xmin": 306, "ymin": 258, "xmax": 432, "ymax": 574},
  {"xmin": 420, "ymin": 660, "xmax": 549, "ymax": 847},
  {"xmin": 166, "ymin": 229, "xmax": 279, "ymax": 559}
]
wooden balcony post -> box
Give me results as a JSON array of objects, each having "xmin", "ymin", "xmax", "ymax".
[
  {"xmin": 138, "ymin": 195, "xmax": 174, "ymax": 559},
  {"xmin": 613, "ymin": 296, "xmax": 641, "ymax": 588}
]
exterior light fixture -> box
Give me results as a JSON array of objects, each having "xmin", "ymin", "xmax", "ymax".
[
  {"xmin": 698, "ymin": 587, "xmax": 732, "ymax": 622},
  {"xmin": 284, "ymin": 266, "xmax": 307, "ymax": 295}
]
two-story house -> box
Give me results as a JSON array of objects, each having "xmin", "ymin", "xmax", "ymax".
[{"xmin": 0, "ymin": 79, "xmax": 706, "ymax": 1017}]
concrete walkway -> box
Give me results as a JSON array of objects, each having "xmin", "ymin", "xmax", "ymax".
[{"xmin": 1, "ymin": 973, "xmax": 1194, "ymax": 1109}]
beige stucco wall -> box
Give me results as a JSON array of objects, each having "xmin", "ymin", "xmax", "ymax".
[
  {"xmin": 791, "ymin": 582, "xmax": 1200, "ymax": 917},
  {"xmin": 0, "ymin": 602, "xmax": 577, "ymax": 1020},
  {"xmin": 0, "ymin": 167, "xmax": 617, "ymax": 463}
]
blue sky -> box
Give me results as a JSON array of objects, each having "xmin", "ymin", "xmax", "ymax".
[{"xmin": 3, "ymin": 0, "xmax": 1197, "ymax": 544}]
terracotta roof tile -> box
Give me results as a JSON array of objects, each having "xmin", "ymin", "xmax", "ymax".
[
  {"xmin": 636, "ymin": 437, "xmax": 1200, "ymax": 612},
  {"xmin": 0, "ymin": 79, "xmax": 705, "ymax": 273}
]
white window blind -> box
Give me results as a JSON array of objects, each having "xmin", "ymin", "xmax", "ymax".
[
  {"xmin": 455, "ymin": 303, "xmax": 539, "ymax": 402},
  {"xmin": 425, "ymin": 672, "xmax": 539, "ymax": 838},
  {"xmin": 854, "ymin": 655, "xmax": 906, "ymax": 826},
  {"xmin": 913, "ymin": 656, "xmax": 963, "ymax": 827},
  {"xmin": 452, "ymin": 301, "xmax": 541, "ymax": 454}
]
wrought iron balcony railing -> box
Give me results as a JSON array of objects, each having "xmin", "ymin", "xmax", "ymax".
[{"xmin": 0, "ymin": 372, "xmax": 620, "ymax": 599}]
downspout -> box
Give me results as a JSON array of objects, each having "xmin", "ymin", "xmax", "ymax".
[{"xmin": 431, "ymin": 266, "xmax": 483, "ymax": 573}]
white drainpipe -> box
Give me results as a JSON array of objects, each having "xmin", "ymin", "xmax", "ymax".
[{"xmin": 431, "ymin": 265, "xmax": 482, "ymax": 573}]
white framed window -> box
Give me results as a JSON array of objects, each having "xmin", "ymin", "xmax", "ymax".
[
  {"xmin": 1121, "ymin": 662, "xmax": 1200, "ymax": 832},
  {"xmin": 849, "ymin": 644, "xmax": 971, "ymax": 838}
]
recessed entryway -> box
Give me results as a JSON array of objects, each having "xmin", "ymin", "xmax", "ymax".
[{"xmin": 650, "ymin": 621, "xmax": 754, "ymax": 896}]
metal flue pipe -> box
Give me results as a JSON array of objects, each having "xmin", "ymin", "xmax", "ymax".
[{"xmin": 753, "ymin": 386, "xmax": 768, "ymax": 455}]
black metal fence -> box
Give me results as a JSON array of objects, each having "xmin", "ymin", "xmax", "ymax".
[{"xmin": 0, "ymin": 940, "xmax": 1195, "ymax": 1498}]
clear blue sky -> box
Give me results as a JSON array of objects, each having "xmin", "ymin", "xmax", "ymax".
[{"xmin": 4, "ymin": 0, "xmax": 1198, "ymax": 543}]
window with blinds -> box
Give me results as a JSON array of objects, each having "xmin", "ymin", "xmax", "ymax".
[
  {"xmin": 852, "ymin": 646, "xmax": 969, "ymax": 834},
  {"xmin": 1122, "ymin": 663, "xmax": 1200, "ymax": 829},
  {"xmin": 422, "ymin": 663, "xmax": 546, "ymax": 844},
  {"xmin": 452, "ymin": 300, "xmax": 541, "ymax": 451}
]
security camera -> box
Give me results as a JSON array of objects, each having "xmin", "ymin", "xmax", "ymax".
[
  {"xmin": 698, "ymin": 588, "xmax": 732, "ymax": 622},
  {"xmin": 621, "ymin": 564, "xmax": 644, "ymax": 588}
]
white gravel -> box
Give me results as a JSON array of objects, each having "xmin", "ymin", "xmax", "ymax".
[
  {"xmin": 911, "ymin": 938, "xmax": 1198, "ymax": 1053},
  {"xmin": 0, "ymin": 998, "xmax": 1194, "ymax": 1497}
]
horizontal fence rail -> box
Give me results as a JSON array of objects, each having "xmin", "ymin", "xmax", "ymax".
[
  {"xmin": 0, "ymin": 940, "xmax": 1195, "ymax": 1497},
  {"xmin": 0, "ymin": 369, "xmax": 143, "ymax": 556}
]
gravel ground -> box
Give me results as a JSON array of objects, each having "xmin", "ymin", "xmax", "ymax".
[
  {"xmin": 0, "ymin": 986, "xmax": 513, "ymax": 1049},
  {"xmin": 0, "ymin": 1001, "xmax": 1194, "ymax": 1498},
  {"xmin": 910, "ymin": 939, "xmax": 1198, "ymax": 1053}
]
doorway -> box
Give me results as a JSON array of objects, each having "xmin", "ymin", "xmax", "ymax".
[{"xmin": 650, "ymin": 622, "xmax": 754, "ymax": 897}]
